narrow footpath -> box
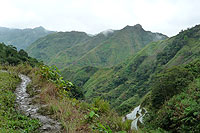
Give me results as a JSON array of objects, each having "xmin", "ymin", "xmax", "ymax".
[{"xmin": 15, "ymin": 74, "xmax": 61, "ymax": 133}]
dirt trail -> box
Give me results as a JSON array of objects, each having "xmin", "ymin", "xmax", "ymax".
[{"xmin": 15, "ymin": 74, "xmax": 62, "ymax": 133}]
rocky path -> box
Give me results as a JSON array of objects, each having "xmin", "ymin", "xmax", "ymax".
[{"xmin": 15, "ymin": 74, "xmax": 62, "ymax": 133}]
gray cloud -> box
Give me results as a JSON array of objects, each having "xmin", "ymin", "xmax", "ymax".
[{"xmin": 0, "ymin": 0, "xmax": 200, "ymax": 37}]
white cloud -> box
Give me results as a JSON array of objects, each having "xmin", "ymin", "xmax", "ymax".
[{"xmin": 0, "ymin": 0, "xmax": 199, "ymax": 36}]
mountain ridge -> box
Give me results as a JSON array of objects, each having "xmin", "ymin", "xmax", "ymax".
[
  {"xmin": 27, "ymin": 24, "xmax": 168, "ymax": 69},
  {"xmin": 0, "ymin": 26, "xmax": 54, "ymax": 50}
]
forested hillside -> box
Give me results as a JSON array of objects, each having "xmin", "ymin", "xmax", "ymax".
[
  {"xmin": 71, "ymin": 24, "xmax": 200, "ymax": 115},
  {"xmin": 0, "ymin": 26, "xmax": 53, "ymax": 49},
  {"xmin": 142, "ymin": 60, "xmax": 200, "ymax": 132},
  {"xmin": 27, "ymin": 24, "xmax": 167, "ymax": 69}
]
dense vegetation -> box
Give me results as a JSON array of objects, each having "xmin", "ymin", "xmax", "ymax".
[
  {"xmin": 143, "ymin": 60, "xmax": 200, "ymax": 132},
  {"xmin": 27, "ymin": 24, "xmax": 167, "ymax": 69},
  {"xmin": 0, "ymin": 42, "xmax": 40, "ymax": 66},
  {"xmin": 0, "ymin": 26, "xmax": 53, "ymax": 49}
]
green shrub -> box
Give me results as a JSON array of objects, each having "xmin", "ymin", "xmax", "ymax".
[
  {"xmin": 92, "ymin": 97, "xmax": 111, "ymax": 114},
  {"xmin": 38, "ymin": 65, "xmax": 84, "ymax": 99}
]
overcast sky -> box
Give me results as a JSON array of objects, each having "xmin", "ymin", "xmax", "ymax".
[{"xmin": 0, "ymin": 0, "xmax": 200, "ymax": 37}]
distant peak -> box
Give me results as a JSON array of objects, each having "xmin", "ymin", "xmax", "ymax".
[
  {"xmin": 124, "ymin": 25, "xmax": 131, "ymax": 28},
  {"xmin": 34, "ymin": 26, "xmax": 45, "ymax": 30},
  {"xmin": 134, "ymin": 24, "xmax": 143, "ymax": 29},
  {"xmin": 123, "ymin": 24, "xmax": 144, "ymax": 30}
]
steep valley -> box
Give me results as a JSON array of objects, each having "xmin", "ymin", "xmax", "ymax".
[
  {"xmin": 1, "ymin": 24, "xmax": 200, "ymax": 132},
  {"xmin": 68, "ymin": 24, "xmax": 200, "ymax": 115}
]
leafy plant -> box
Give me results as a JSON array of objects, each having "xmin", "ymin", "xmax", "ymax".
[{"xmin": 38, "ymin": 65, "xmax": 84, "ymax": 99}]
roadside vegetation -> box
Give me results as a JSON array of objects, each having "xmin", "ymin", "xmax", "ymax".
[{"xmin": 0, "ymin": 68, "xmax": 40, "ymax": 132}]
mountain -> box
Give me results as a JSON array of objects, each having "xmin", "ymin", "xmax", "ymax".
[
  {"xmin": 0, "ymin": 26, "xmax": 54, "ymax": 50},
  {"xmin": 70, "ymin": 24, "xmax": 168, "ymax": 68},
  {"xmin": 1, "ymin": 24, "xmax": 199, "ymax": 132},
  {"xmin": 27, "ymin": 24, "xmax": 167, "ymax": 69},
  {"xmin": 72, "ymin": 24, "xmax": 200, "ymax": 115},
  {"xmin": 27, "ymin": 31, "xmax": 91, "ymax": 68}
]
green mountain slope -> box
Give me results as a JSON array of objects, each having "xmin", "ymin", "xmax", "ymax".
[
  {"xmin": 46, "ymin": 33, "xmax": 111, "ymax": 69},
  {"xmin": 80, "ymin": 24, "xmax": 200, "ymax": 114},
  {"xmin": 0, "ymin": 26, "xmax": 53, "ymax": 50},
  {"xmin": 142, "ymin": 60, "xmax": 200, "ymax": 132},
  {"xmin": 27, "ymin": 31, "xmax": 91, "ymax": 68},
  {"xmin": 27, "ymin": 24, "xmax": 167, "ymax": 69},
  {"xmin": 73, "ymin": 24, "xmax": 167, "ymax": 67}
]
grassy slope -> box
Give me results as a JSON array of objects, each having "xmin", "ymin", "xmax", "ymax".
[
  {"xmin": 82, "ymin": 24, "xmax": 200, "ymax": 114},
  {"xmin": 0, "ymin": 70, "xmax": 40, "ymax": 132}
]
